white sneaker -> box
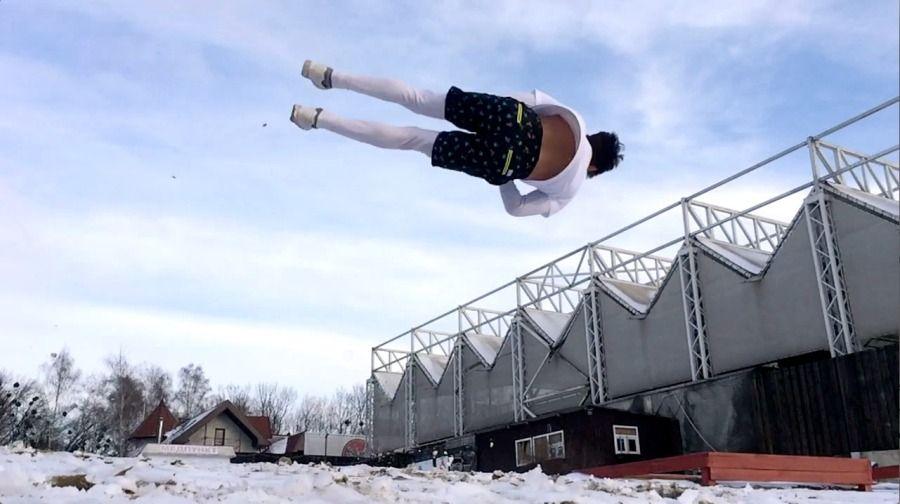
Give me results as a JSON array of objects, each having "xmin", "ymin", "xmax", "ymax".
[
  {"xmin": 290, "ymin": 105, "xmax": 323, "ymax": 130},
  {"xmin": 301, "ymin": 60, "xmax": 333, "ymax": 89}
]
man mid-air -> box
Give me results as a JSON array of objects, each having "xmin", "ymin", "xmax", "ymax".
[{"xmin": 291, "ymin": 60, "xmax": 623, "ymax": 218}]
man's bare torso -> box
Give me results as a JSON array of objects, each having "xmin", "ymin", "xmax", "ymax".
[{"xmin": 527, "ymin": 115, "xmax": 576, "ymax": 181}]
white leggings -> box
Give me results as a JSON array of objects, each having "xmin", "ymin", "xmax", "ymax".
[{"xmin": 315, "ymin": 71, "xmax": 446, "ymax": 157}]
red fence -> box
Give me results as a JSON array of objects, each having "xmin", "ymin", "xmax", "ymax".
[{"xmin": 581, "ymin": 452, "xmax": 874, "ymax": 491}]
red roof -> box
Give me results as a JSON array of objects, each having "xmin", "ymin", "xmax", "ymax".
[
  {"xmin": 129, "ymin": 401, "xmax": 178, "ymax": 440},
  {"xmin": 247, "ymin": 415, "xmax": 273, "ymax": 441}
]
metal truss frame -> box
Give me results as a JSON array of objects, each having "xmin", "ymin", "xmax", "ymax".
[
  {"xmin": 684, "ymin": 200, "xmax": 790, "ymax": 253},
  {"xmin": 811, "ymin": 140, "xmax": 900, "ymax": 200},
  {"xmin": 583, "ymin": 284, "xmax": 608, "ymax": 404},
  {"xmin": 803, "ymin": 189, "xmax": 857, "ymax": 356},
  {"xmin": 364, "ymin": 377, "xmax": 375, "ymax": 455},
  {"xmin": 404, "ymin": 359, "xmax": 416, "ymax": 449},
  {"xmin": 452, "ymin": 337, "xmax": 464, "ymax": 437},
  {"xmin": 678, "ymin": 239, "xmax": 711, "ymax": 381},
  {"xmin": 510, "ymin": 318, "xmax": 528, "ymax": 422}
]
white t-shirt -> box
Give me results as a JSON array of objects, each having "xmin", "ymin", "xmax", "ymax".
[{"xmin": 499, "ymin": 89, "xmax": 592, "ymax": 218}]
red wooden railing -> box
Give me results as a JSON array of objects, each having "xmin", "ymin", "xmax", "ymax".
[{"xmin": 580, "ymin": 452, "xmax": 874, "ymax": 491}]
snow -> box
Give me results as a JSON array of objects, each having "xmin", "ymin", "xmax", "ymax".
[
  {"xmin": 415, "ymin": 353, "xmax": 449, "ymax": 385},
  {"xmin": 373, "ymin": 371, "xmax": 403, "ymax": 400},
  {"xmin": 2, "ymin": 447, "xmax": 895, "ymax": 503},
  {"xmin": 599, "ymin": 278, "xmax": 657, "ymax": 313},
  {"xmin": 465, "ymin": 332, "xmax": 504, "ymax": 366},
  {"xmin": 696, "ymin": 237, "xmax": 772, "ymax": 275},
  {"xmin": 163, "ymin": 403, "xmax": 218, "ymax": 443},
  {"xmin": 831, "ymin": 182, "xmax": 900, "ymax": 218},
  {"xmin": 523, "ymin": 308, "xmax": 571, "ymax": 345}
]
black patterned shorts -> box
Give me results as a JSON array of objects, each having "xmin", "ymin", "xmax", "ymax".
[{"xmin": 431, "ymin": 86, "xmax": 543, "ymax": 186}]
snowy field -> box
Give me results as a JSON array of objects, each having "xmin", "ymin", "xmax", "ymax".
[{"xmin": 1, "ymin": 446, "xmax": 897, "ymax": 503}]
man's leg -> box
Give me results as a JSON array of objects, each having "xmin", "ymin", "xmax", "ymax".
[
  {"xmin": 314, "ymin": 109, "xmax": 438, "ymax": 157},
  {"xmin": 304, "ymin": 61, "xmax": 446, "ymax": 120}
]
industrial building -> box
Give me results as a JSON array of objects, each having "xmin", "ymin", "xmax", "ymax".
[{"xmin": 366, "ymin": 98, "xmax": 900, "ymax": 472}]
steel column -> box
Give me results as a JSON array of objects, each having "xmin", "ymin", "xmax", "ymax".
[
  {"xmin": 405, "ymin": 360, "xmax": 416, "ymax": 449},
  {"xmin": 452, "ymin": 336, "xmax": 464, "ymax": 436},
  {"xmin": 803, "ymin": 190, "xmax": 857, "ymax": 356},
  {"xmin": 583, "ymin": 284, "xmax": 608, "ymax": 403},
  {"xmin": 364, "ymin": 377, "xmax": 375, "ymax": 455},
  {"xmin": 679, "ymin": 198, "xmax": 712, "ymax": 380}
]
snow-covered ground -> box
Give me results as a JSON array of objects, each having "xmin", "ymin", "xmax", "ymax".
[{"xmin": 1, "ymin": 446, "xmax": 896, "ymax": 503}]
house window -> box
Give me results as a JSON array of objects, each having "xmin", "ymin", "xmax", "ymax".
[
  {"xmin": 613, "ymin": 425, "xmax": 640, "ymax": 455},
  {"xmin": 214, "ymin": 428, "xmax": 226, "ymax": 446},
  {"xmin": 515, "ymin": 438, "xmax": 533, "ymax": 467},
  {"xmin": 515, "ymin": 430, "xmax": 565, "ymax": 466}
]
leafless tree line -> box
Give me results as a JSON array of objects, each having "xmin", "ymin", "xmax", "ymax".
[{"xmin": 0, "ymin": 348, "xmax": 366, "ymax": 455}]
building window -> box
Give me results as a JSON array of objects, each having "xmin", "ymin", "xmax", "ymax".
[
  {"xmin": 516, "ymin": 430, "xmax": 565, "ymax": 466},
  {"xmin": 214, "ymin": 428, "xmax": 226, "ymax": 446},
  {"xmin": 613, "ymin": 425, "xmax": 640, "ymax": 455},
  {"xmin": 515, "ymin": 438, "xmax": 533, "ymax": 467}
]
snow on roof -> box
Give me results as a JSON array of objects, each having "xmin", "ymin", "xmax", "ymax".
[
  {"xmin": 830, "ymin": 182, "xmax": 900, "ymax": 218},
  {"xmin": 373, "ymin": 371, "xmax": 403, "ymax": 400},
  {"xmin": 415, "ymin": 354, "xmax": 449, "ymax": 385},
  {"xmin": 697, "ymin": 236, "xmax": 771, "ymax": 275},
  {"xmin": 523, "ymin": 308, "xmax": 571, "ymax": 345},
  {"xmin": 268, "ymin": 436, "xmax": 288, "ymax": 455},
  {"xmin": 164, "ymin": 403, "xmax": 218, "ymax": 444},
  {"xmin": 598, "ymin": 278, "xmax": 657, "ymax": 313},
  {"xmin": 464, "ymin": 332, "xmax": 503, "ymax": 366}
]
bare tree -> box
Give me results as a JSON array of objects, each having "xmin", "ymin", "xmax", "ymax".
[
  {"xmin": 212, "ymin": 384, "xmax": 253, "ymax": 414},
  {"xmin": 141, "ymin": 365, "xmax": 173, "ymax": 413},
  {"xmin": 288, "ymin": 384, "xmax": 367, "ymax": 435},
  {"xmin": 40, "ymin": 349, "xmax": 81, "ymax": 449},
  {"xmin": 252, "ymin": 383, "xmax": 296, "ymax": 435},
  {"xmin": 63, "ymin": 375, "xmax": 112, "ymax": 454},
  {"xmin": 0, "ymin": 372, "xmax": 48, "ymax": 447},
  {"xmin": 104, "ymin": 353, "xmax": 146, "ymax": 455},
  {"xmin": 173, "ymin": 363, "xmax": 210, "ymax": 419}
]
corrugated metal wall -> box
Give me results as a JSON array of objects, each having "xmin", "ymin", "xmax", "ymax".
[{"xmin": 753, "ymin": 345, "xmax": 899, "ymax": 455}]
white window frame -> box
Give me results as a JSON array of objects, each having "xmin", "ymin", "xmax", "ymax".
[
  {"xmin": 515, "ymin": 437, "xmax": 534, "ymax": 467},
  {"xmin": 515, "ymin": 430, "xmax": 565, "ymax": 466},
  {"xmin": 613, "ymin": 424, "xmax": 640, "ymax": 455}
]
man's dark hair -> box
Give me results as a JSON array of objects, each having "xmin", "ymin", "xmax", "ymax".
[{"xmin": 586, "ymin": 131, "xmax": 624, "ymax": 178}]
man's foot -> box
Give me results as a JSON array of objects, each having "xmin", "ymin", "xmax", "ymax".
[
  {"xmin": 290, "ymin": 105, "xmax": 323, "ymax": 130},
  {"xmin": 301, "ymin": 60, "xmax": 333, "ymax": 89}
]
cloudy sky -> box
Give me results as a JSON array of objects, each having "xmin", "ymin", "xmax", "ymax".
[{"xmin": 1, "ymin": 1, "xmax": 897, "ymax": 394}]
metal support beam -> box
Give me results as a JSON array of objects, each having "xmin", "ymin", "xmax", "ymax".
[
  {"xmin": 510, "ymin": 318, "xmax": 526, "ymax": 422},
  {"xmin": 452, "ymin": 338, "xmax": 464, "ymax": 437},
  {"xmin": 405, "ymin": 360, "xmax": 416, "ymax": 449},
  {"xmin": 584, "ymin": 285, "xmax": 608, "ymax": 404},
  {"xmin": 364, "ymin": 377, "xmax": 375, "ymax": 455},
  {"xmin": 678, "ymin": 244, "xmax": 712, "ymax": 381},
  {"xmin": 803, "ymin": 190, "xmax": 857, "ymax": 356}
]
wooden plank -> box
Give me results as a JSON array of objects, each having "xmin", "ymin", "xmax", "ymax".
[
  {"xmin": 581, "ymin": 452, "xmax": 709, "ymax": 478},
  {"xmin": 709, "ymin": 467, "xmax": 873, "ymax": 487},
  {"xmin": 873, "ymin": 465, "xmax": 899, "ymax": 480},
  {"xmin": 707, "ymin": 453, "xmax": 870, "ymax": 472}
]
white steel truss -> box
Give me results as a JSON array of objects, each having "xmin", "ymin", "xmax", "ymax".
[
  {"xmin": 583, "ymin": 285, "xmax": 608, "ymax": 404},
  {"xmin": 364, "ymin": 377, "xmax": 375, "ymax": 455},
  {"xmin": 405, "ymin": 360, "xmax": 416, "ymax": 449},
  {"xmin": 590, "ymin": 245, "xmax": 673, "ymax": 287},
  {"xmin": 803, "ymin": 190, "xmax": 857, "ymax": 356},
  {"xmin": 452, "ymin": 337, "xmax": 464, "ymax": 436},
  {"xmin": 811, "ymin": 140, "xmax": 900, "ymax": 200},
  {"xmin": 685, "ymin": 200, "xmax": 790, "ymax": 252},
  {"xmin": 510, "ymin": 319, "xmax": 527, "ymax": 422},
  {"xmin": 678, "ymin": 244, "xmax": 711, "ymax": 381}
]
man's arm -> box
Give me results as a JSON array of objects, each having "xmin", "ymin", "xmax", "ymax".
[{"xmin": 499, "ymin": 182, "xmax": 554, "ymax": 217}]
